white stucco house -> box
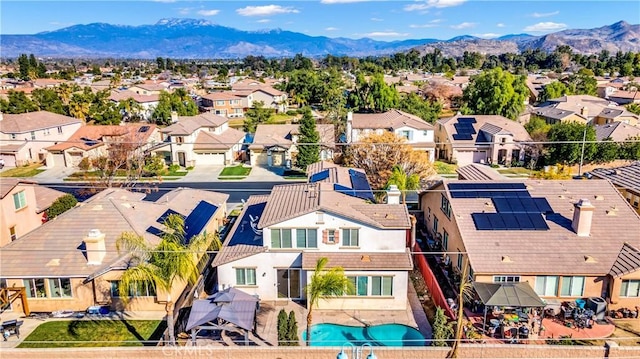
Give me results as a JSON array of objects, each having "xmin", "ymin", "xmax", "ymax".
[
  {"xmin": 213, "ymin": 165, "xmax": 413, "ymax": 310},
  {"xmin": 347, "ymin": 109, "xmax": 436, "ymax": 162},
  {"xmin": 152, "ymin": 112, "xmax": 245, "ymax": 167}
]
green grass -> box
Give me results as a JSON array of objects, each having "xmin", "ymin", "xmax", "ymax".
[
  {"xmin": 219, "ymin": 165, "xmax": 251, "ymax": 177},
  {"xmin": 434, "ymin": 161, "xmax": 458, "ymax": 174},
  {"xmin": 0, "ymin": 163, "xmax": 46, "ymax": 177},
  {"xmin": 18, "ymin": 319, "xmax": 165, "ymax": 348},
  {"xmin": 497, "ymin": 167, "xmax": 533, "ymax": 175}
]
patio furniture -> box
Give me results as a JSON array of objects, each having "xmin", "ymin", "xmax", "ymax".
[
  {"xmin": 1, "ymin": 320, "xmax": 23, "ymax": 340},
  {"xmin": 489, "ymin": 319, "xmax": 500, "ymax": 328}
]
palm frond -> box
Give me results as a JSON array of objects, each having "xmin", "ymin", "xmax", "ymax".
[{"xmin": 118, "ymin": 262, "xmax": 164, "ymax": 303}]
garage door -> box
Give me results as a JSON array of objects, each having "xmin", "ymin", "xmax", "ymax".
[
  {"xmin": 251, "ymin": 151, "xmax": 267, "ymax": 166},
  {"xmin": 0, "ymin": 153, "xmax": 16, "ymax": 167},
  {"xmin": 52, "ymin": 153, "xmax": 66, "ymax": 167},
  {"xmin": 454, "ymin": 151, "xmax": 474, "ymax": 166},
  {"xmin": 195, "ymin": 152, "xmax": 226, "ymax": 165},
  {"xmin": 473, "ymin": 151, "xmax": 488, "ymax": 164}
]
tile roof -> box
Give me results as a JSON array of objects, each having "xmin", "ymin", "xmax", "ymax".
[
  {"xmin": 0, "ymin": 178, "xmax": 35, "ymax": 199},
  {"xmin": 441, "ymin": 179, "xmax": 640, "ymax": 276},
  {"xmin": 590, "ymin": 161, "xmax": 640, "ymax": 194},
  {"xmin": 249, "ymin": 124, "xmax": 335, "ymax": 150},
  {"xmin": 593, "ymin": 122, "xmax": 640, "ymax": 141},
  {"xmin": 351, "ymin": 109, "xmax": 434, "ymax": 131},
  {"xmin": 456, "ymin": 163, "xmax": 507, "ymax": 181},
  {"xmin": 160, "ymin": 113, "xmax": 228, "ymax": 135},
  {"xmin": 541, "ymin": 95, "xmax": 638, "ymax": 120},
  {"xmin": 609, "ymin": 243, "xmax": 640, "ymax": 278},
  {"xmin": 201, "ymin": 92, "xmax": 243, "ymax": 101},
  {"xmin": 33, "ymin": 185, "xmax": 67, "ymax": 213},
  {"xmin": 0, "ymin": 188, "xmax": 227, "ymax": 278},
  {"xmin": 438, "ymin": 115, "xmax": 531, "ymax": 146},
  {"xmin": 109, "ymin": 90, "xmax": 160, "ymax": 103},
  {"xmin": 193, "ymin": 127, "xmax": 245, "ymax": 151},
  {"xmin": 0, "ymin": 111, "xmax": 81, "ymax": 133},
  {"xmin": 46, "ymin": 124, "xmax": 157, "ymax": 151},
  {"xmin": 302, "ymin": 250, "xmax": 413, "ymax": 270},
  {"xmin": 258, "ymin": 183, "xmax": 411, "ymax": 229},
  {"xmin": 306, "ymin": 161, "xmax": 361, "ymax": 188}
]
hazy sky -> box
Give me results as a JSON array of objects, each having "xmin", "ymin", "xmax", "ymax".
[{"xmin": 2, "ymin": 0, "xmax": 638, "ymax": 41}]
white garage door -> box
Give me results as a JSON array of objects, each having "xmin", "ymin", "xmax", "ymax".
[
  {"xmin": 455, "ymin": 151, "xmax": 474, "ymax": 166},
  {"xmin": 195, "ymin": 152, "xmax": 226, "ymax": 165},
  {"xmin": 473, "ymin": 151, "xmax": 488, "ymax": 164},
  {"xmin": 52, "ymin": 153, "xmax": 66, "ymax": 167},
  {"xmin": 0, "ymin": 153, "xmax": 17, "ymax": 167}
]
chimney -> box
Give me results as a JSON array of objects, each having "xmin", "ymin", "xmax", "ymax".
[
  {"xmin": 387, "ymin": 185, "xmax": 401, "ymax": 205},
  {"xmin": 170, "ymin": 111, "xmax": 179, "ymax": 123},
  {"xmin": 346, "ymin": 112, "xmax": 353, "ymax": 143},
  {"xmin": 84, "ymin": 229, "xmax": 106, "ymax": 265},
  {"xmin": 572, "ymin": 199, "xmax": 595, "ymax": 237},
  {"xmin": 580, "ymin": 106, "xmax": 589, "ymax": 117}
]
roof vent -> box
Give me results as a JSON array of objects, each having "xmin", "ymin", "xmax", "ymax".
[
  {"xmin": 584, "ymin": 255, "xmax": 597, "ymax": 263},
  {"xmin": 594, "ymin": 195, "xmax": 604, "ymax": 201},
  {"xmin": 361, "ymin": 255, "xmax": 371, "ymax": 262},
  {"xmin": 87, "ymin": 229, "xmax": 102, "ymax": 237},
  {"xmin": 501, "ymin": 256, "xmax": 513, "ymax": 263}
]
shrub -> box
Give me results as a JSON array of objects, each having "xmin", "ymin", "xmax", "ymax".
[
  {"xmin": 144, "ymin": 155, "xmax": 166, "ymax": 176},
  {"xmin": 45, "ymin": 194, "xmax": 78, "ymax": 220},
  {"xmin": 286, "ymin": 110, "xmax": 298, "ymax": 116},
  {"xmin": 431, "ymin": 307, "xmax": 453, "ymax": 347},
  {"xmin": 277, "ymin": 309, "xmax": 288, "ymax": 346},
  {"xmin": 286, "ymin": 311, "xmax": 299, "ymax": 346},
  {"xmin": 169, "ymin": 164, "xmax": 181, "ymax": 172},
  {"xmin": 78, "ymin": 157, "xmax": 92, "ymax": 171}
]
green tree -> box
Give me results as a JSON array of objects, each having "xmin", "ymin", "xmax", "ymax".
[
  {"xmin": 18, "ymin": 54, "xmax": 30, "ymax": 80},
  {"xmin": 524, "ymin": 115, "xmax": 551, "ymax": 137},
  {"xmin": 45, "ymin": 194, "xmax": 78, "ymax": 221},
  {"xmin": 461, "ymin": 67, "xmax": 528, "ymax": 120},
  {"xmin": 286, "ymin": 310, "xmax": 300, "ymax": 346},
  {"xmin": 296, "ymin": 107, "xmax": 320, "ymax": 170},
  {"xmin": 566, "ymin": 70, "xmax": 597, "ymax": 96},
  {"xmin": 594, "ymin": 138, "xmax": 620, "ymax": 164},
  {"xmin": 432, "ymin": 307, "xmax": 453, "ymax": 347},
  {"xmin": 398, "ymin": 93, "xmax": 442, "ymax": 123},
  {"xmin": 545, "ymin": 122, "xmax": 597, "ymax": 166},
  {"xmin": 626, "ymin": 103, "xmax": 640, "ymax": 115},
  {"xmin": 539, "ymin": 81, "xmax": 571, "ymax": 102},
  {"xmin": 448, "ymin": 257, "xmax": 473, "ymax": 358},
  {"xmin": 0, "ymin": 90, "xmax": 38, "ymax": 114},
  {"xmin": 305, "ymin": 257, "xmax": 351, "ymax": 345},
  {"xmin": 243, "ymin": 101, "xmax": 273, "ymax": 133},
  {"xmin": 156, "ymin": 57, "xmax": 166, "ymax": 70},
  {"xmin": 386, "ymin": 165, "xmax": 420, "ymax": 204},
  {"xmin": 31, "ymin": 88, "xmax": 65, "ymax": 115},
  {"xmin": 368, "ymin": 73, "xmax": 399, "ymax": 112},
  {"xmin": 620, "ymin": 135, "xmax": 640, "ymax": 159},
  {"xmin": 151, "ymin": 90, "xmax": 198, "ymax": 125},
  {"xmin": 116, "ymin": 214, "xmax": 221, "ymax": 346},
  {"xmin": 277, "ymin": 309, "xmax": 288, "ymax": 346}
]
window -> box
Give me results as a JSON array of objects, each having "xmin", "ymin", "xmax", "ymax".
[
  {"xmin": 493, "ymin": 275, "xmax": 521, "ymax": 283},
  {"xmin": 296, "ymin": 229, "xmax": 317, "ymax": 248},
  {"xmin": 23, "ymin": 278, "xmax": 46, "ymax": 298},
  {"xmin": 57, "ymin": 126, "xmax": 63, "ymax": 134},
  {"xmin": 10, "ymin": 134, "xmax": 16, "ymax": 140},
  {"xmin": 400, "ymin": 130, "xmax": 412, "ymax": 141},
  {"xmin": 433, "ymin": 216, "xmax": 439, "ymax": 233},
  {"xmin": 440, "ymin": 194, "xmax": 451, "ymax": 218},
  {"xmin": 235, "ymin": 268, "xmax": 256, "ymax": 286},
  {"xmin": 13, "ymin": 191, "xmax": 27, "ymax": 210},
  {"xmin": 560, "ymin": 276, "xmax": 585, "ymax": 297},
  {"xmin": 324, "ymin": 229, "xmax": 337, "ymax": 244},
  {"xmin": 535, "ymin": 276, "xmax": 559, "ymax": 296},
  {"xmin": 423, "ymin": 131, "xmax": 429, "ymax": 136},
  {"xmin": 457, "ymin": 253, "xmax": 463, "ymax": 270},
  {"xmin": 175, "ymin": 136, "xmax": 184, "ymax": 143},
  {"xmin": 48, "ymin": 278, "xmax": 72, "ymax": 298},
  {"xmin": 30, "ymin": 131, "xmax": 36, "ymax": 140},
  {"xmin": 371, "ymin": 276, "xmax": 393, "ymax": 296},
  {"xmin": 347, "ymin": 276, "xmax": 368, "ymax": 296},
  {"xmin": 44, "ymin": 128, "xmax": 50, "ymax": 136},
  {"xmin": 216, "ymin": 100, "xmax": 225, "ymax": 106},
  {"xmin": 9, "ymin": 227, "xmax": 17, "ymax": 241},
  {"xmin": 620, "ymin": 280, "xmax": 640, "ymax": 297},
  {"xmin": 342, "ymin": 229, "xmax": 359, "ymax": 247},
  {"xmin": 442, "ymin": 230, "xmax": 449, "ymax": 251},
  {"xmin": 271, "ymin": 228, "xmax": 292, "ymax": 248},
  {"xmin": 110, "ymin": 281, "xmax": 156, "ymax": 297}
]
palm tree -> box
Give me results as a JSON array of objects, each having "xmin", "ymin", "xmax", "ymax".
[
  {"xmin": 386, "ymin": 165, "xmax": 421, "ymax": 204},
  {"xmin": 116, "ymin": 214, "xmax": 221, "ymax": 346},
  {"xmin": 305, "ymin": 257, "xmax": 351, "ymax": 346},
  {"xmin": 448, "ymin": 257, "xmax": 474, "ymax": 358}
]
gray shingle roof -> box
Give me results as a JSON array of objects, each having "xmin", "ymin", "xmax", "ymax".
[
  {"xmin": 609, "ymin": 243, "xmax": 640, "ymax": 278},
  {"xmin": 593, "ymin": 122, "xmax": 640, "ymax": 142}
]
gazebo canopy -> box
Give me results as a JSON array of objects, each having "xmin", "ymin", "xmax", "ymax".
[
  {"xmin": 473, "ymin": 282, "xmax": 545, "ymax": 308},
  {"xmin": 186, "ymin": 287, "xmax": 258, "ymax": 332}
]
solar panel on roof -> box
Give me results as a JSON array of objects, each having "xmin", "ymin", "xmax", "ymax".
[
  {"xmin": 528, "ymin": 213, "xmax": 549, "ymax": 230},
  {"xmin": 184, "ymin": 201, "xmax": 219, "ymax": 243},
  {"xmin": 348, "ymin": 169, "xmax": 375, "ymax": 201},
  {"xmin": 334, "ymin": 184, "xmax": 357, "ymax": 198},
  {"xmin": 458, "ymin": 117, "xmax": 477, "ymax": 124},
  {"xmin": 533, "ymin": 198, "xmax": 553, "ymax": 214},
  {"xmin": 309, "ymin": 169, "xmax": 330, "ymax": 183},
  {"xmin": 138, "ymin": 126, "xmax": 150, "ymax": 133},
  {"xmin": 471, "ymin": 213, "xmax": 493, "ymax": 230},
  {"xmin": 156, "ymin": 209, "xmax": 183, "ymax": 224},
  {"xmin": 516, "ymin": 214, "xmax": 535, "ymax": 229},
  {"xmin": 453, "ymin": 134, "xmax": 473, "ymax": 141},
  {"xmin": 146, "ymin": 226, "xmax": 165, "ymax": 237}
]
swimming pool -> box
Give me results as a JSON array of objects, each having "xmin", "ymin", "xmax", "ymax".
[{"xmin": 304, "ymin": 323, "xmax": 426, "ymax": 347}]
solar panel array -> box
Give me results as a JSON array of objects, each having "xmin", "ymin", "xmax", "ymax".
[
  {"xmin": 348, "ymin": 169, "xmax": 375, "ymax": 202},
  {"xmin": 80, "ymin": 137, "xmax": 99, "ymax": 146},
  {"xmin": 309, "ymin": 169, "xmax": 330, "ymax": 183},
  {"xmin": 447, "ymin": 183, "xmax": 553, "ymax": 231},
  {"xmin": 184, "ymin": 201, "xmax": 219, "ymax": 243},
  {"xmin": 452, "ymin": 117, "xmax": 477, "ymax": 141},
  {"xmin": 138, "ymin": 126, "xmax": 150, "ymax": 133},
  {"xmin": 334, "ymin": 184, "xmax": 357, "ymax": 198}
]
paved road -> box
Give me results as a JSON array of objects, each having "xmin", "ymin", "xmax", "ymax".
[{"xmin": 41, "ymin": 181, "xmax": 290, "ymax": 203}]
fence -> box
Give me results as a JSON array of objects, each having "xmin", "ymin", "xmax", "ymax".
[{"xmin": 413, "ymin": 243, "xmax": 456, "ymax": 319}]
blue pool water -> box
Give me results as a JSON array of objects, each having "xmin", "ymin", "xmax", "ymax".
[{"xmin": 304, "ymin": 323, "xmax": 425, "ymax": 347}]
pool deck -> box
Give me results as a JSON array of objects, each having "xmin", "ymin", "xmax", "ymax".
[{"xmin": 191, "ymin": 280, "xmax": 432, "ymax": 347}]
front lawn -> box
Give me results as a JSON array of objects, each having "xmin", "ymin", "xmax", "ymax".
[
  {"xmin": 18, "ymin": 319, "xmax": 165, "ymax": 348},
  {"xmin": 0, "ymin": 163, "xmax": 46, "ymax": 177},
  {"xmin": 434, "ymin": 161, "xmax": 457, "ymax": 174},
  {"xmin": 219, "ymin": 165, "xmax": 251, "ymax": 177},
  {"xmin": 496, "ymin": 167, "xmax": 532, "ymax": 176}
]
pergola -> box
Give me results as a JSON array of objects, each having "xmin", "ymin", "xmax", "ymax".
[
  {"xmin": 186, "ymin": 287, "xmax": 259, "ymax": 346},
  {"xmin": 473, "ymin": 282, "xmax": 545, "ymax": 332}
]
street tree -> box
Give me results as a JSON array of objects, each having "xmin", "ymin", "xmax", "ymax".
[
  {"xmin": 461, "ymin": 67, "xmax": 528, "ymax": 120},
  {"xmin": 116, "ymin": 214, "xmax": 221, "ymax": 346},
  {"xmin": 346, "ymin": 132, "xmax": 435, "ymax": 191},
  {"xmin": 305, "ymin": 257, "xmax": 351, "ymax": 346},
  {"xmin": 545, "ymin": 121, "xmax": 597, "ymax": 166},
  {"xmin": 295, "ymin": 107, "xmax": 320, "ymax": 170},
  {"xmin": 243, "ymin": 101, "xmax": 273, "ymax": 133}
]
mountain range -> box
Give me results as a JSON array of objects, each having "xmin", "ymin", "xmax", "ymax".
[{"xmin": 1, "ymin": 19, "xmax": 638, "ymax": 59}]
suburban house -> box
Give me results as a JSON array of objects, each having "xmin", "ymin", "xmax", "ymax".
[
  {"xmin": 200, "ymin": 92, "xmax": 245, "ymax": 118},
  {"xmin": 128, "ymin": 83, "xmax": 167, "ymax": 96},
  {"xmin": 212, "ymin": 168, "xmax": 413, "ymax": 310},
  {"xmin": 534, "ymin": 95, "xmax": 639, "ymax": 126},
  {"xmin": 0, "ymin": 179, "xmax": 66, "ymax": 247},
  {"xmin": 108, "ymin": 90, "xmax": 160, "ymax": 120},
  {"xmin": 606, "ymin": 90, "xmax": 640, "ymax": 105},
  {"xmin": 435, "ymin": 115, "xmax": 531, "ymax": 166},
  {"xmin": 45, "ymin": 124, "xmax": 160, "ymax": 168},
  {"xmin": 231, "ymin": 79, "xmax": 288, "ymax": 113},
  {"xmin": 152, "ymin": 112, "xmax": 245, "ymax": 167},
  {"xmin": 590, "ymin": 162, "xmax": 640, "ymax": 214},
  {"xmin": 0, "ymin": 188, "xmax": 228, "ymax": 314},
  {"xmin": 347, "ymin": 109, "xmax": 436, "ymax": 162},
  {"xmin": 419, "ymin": 179, "xmax": 640, "ymax": 310},
  {"xmin": 249, "ymin": 124, "xmax": 335, "ymax": 167},
  {"xmin": 0, "ymin": 111, "xmax": 82, "ymax": 167},
  {"xmin": 594, "ymin": 122, "xmax": 640, "ymax": 142}
]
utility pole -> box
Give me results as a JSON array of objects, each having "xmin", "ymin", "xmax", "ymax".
[{"xmin": 578, "ymin": 125, "xmax": 587, "ymax": 177}]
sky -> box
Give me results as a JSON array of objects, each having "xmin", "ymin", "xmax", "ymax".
[{"xmin": 1, "ymin": 0, "xmax": 638, "ymax": 41}]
